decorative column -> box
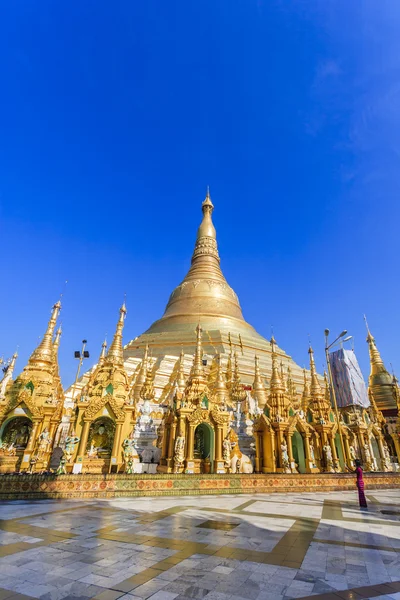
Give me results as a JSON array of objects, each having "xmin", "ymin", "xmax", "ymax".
[
  {"xmin": 255, "ymin": 432, "xmax": 261, "ymax": 473},
  {"xmin": 215, "ymin": 427, "xmax": 222, "ymax": 462},
  {"xmin": 391, "ymin": 433, "xmax": 400, "ymax": 463},
  {"xmin": 167, "ymin": 422, "xmax": 177, "ymax": 467},
  {"xmin": 287, "ymin": 433, "xmax": 295, "ymax": 472},
  {"xmin": 187, "ymin": 425, "xmax": 195, "ymax": 461},
  {"xmin": 25, "ymin": 420, "xmax": 40, "ymax": 453},
  {"xmin": 329, "ymin": 434, "xmax": 340, "ymax": 471},
  {"xmin": 20, "ymin": 420, "xmax": 41, "ymax": 469},
  {"xmin": 376, "ymin": 436, "xmax": 386, "ymax": 471},
  {"xmin": 110, "ymin": 422, "xmax": 123, "ymax": 470},
  {"xmin": 303, "ymin": 434, "xmax": 311, "ymax": 472},
  {"xmin": 368, "ymin": 436, "xmax": 376, "ymax": 470},
  {"xmin": 161, "ymin": 424, "xmax": 169, "ymax": 460},
  {"xmin": 341, "ymin": 434, "xmax": 350, "ymax": 465},
  {"xmin": 75, "ymin": 421, "xmax": 90, "ymax": 462}
]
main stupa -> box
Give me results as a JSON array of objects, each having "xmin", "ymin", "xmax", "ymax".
[{"xmin": 122, "ymin": 190, "xmax": 306, "ymax": 397}]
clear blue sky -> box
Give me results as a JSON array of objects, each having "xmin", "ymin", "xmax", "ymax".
[{"xmin": 1, "ymin": 1, "xmax": 399, "ymax": 386}]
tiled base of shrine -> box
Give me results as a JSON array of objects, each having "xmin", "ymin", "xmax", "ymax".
[{"xmin": 0, "ymin": 472, "xmax": 400, "ymax": 500}]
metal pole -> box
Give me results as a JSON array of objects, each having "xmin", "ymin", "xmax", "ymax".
[{"xmin": 67, "ymin": 340, "xmax": 88, "ymax": 436}]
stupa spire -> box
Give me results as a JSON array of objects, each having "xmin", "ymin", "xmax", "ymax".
[
  {"xmin": 252, "ymin": 355, "xmax": 267, "ymax": 408},
  {"xmin": 106, "ymin": 303, "xmax": 126, "ymax": 366},
  {"xmin": 301, "ymin": 368, "xmax": 310, "ymax": 412},
  {"xmin": 324, "ymin": 370, "xmax": 331, "ymax": 405},
  {"xmin": 176, "ymin": 350, "xmax": 187, "ymax": 395},
  {"xmin": 192, "ymin": 323, "xmax": 204, "ymax": 379},
  {"xmin": 364, "ymin": 319, "xmax": 397, "ymax": 411},
  {"xmin": 0, "ymin": 352, "xmax": 18, "ymax": 398},
  {"xmin": 365, "ymin": 320, "xmax": 387, "ymax": 376},
  {"xmin": 29, "ymin": 300, "xmax": 61, "ymax": 366},
  {"xmin": 53, "ymin": 326, "xmax": 62, "ymax": 358},
  {"xmin": 270, "ymin": 336, "xmax": 284, "ymax": 392},
  {"xmin": 213, "ymin": 353, "xmax": 228, "ymax": 405},
  {"xmin": 308, "ymin": 346, "xmax": 323, "ymax": 399},
  {"xmin": 99, "ymin": 339, "xmax": 108, "ymax": 366}
]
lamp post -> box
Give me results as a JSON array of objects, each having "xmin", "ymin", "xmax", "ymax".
[
  {"xmin": 324, "ymin": 329, "xmax": 352, "ymax": 471},
  {"xmin": 66, "ymin": 340, "xmax": 90, "ymax": 437}
]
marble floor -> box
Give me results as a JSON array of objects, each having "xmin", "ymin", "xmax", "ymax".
[{"xmin": 0, "ymin": 489, "xmax": 400, "ymax": 600}]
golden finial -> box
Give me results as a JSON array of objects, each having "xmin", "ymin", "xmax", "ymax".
[
  {"xmin": 195, "ymin": 189, "xmax": 217, "ymax": 244},
  {"xmin": 106, "ymin": 303, "xmax": 127, "ymax": 366},
  {"xmin": 29, "ymin": 300, "xmax": 62, "ymax": 366}
]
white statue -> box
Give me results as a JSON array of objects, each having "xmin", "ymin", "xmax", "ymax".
[
  {"xmin": 122, "ymin": 432, "xmax": 138, "ymax": 464},
  {"xmin": 309, "ymin": 441, "xmax": 315, "ymax": 465},
  {"xmin": 281, "ymin": 440, "xmax": 290, "ymax": 472},
  {"xmin": 323, "ymin": 443, "xmax": 334, "ymax": 472},
  {"xmin": 64, "ymin": 432, "xmax": 80, "ymax": 462},
  {"xmin": 383, "ymin": 443, "xmax": 391, "ymax": 471},
  {"xmin": 36, "ymin": 428, "xmax": 51, "ymax": 459},
  {"xmin": 87, "ymin": 444, "xmax": 98, "ymax": 458},
  {"xmin": 364, "ymin": 443, "xmax": 371, "ymax": 464},
  {"xmin": 236, "ymin": 456, "xmax": 241, "ymax": 473},
  {"xmin": 7, "ymin": 442, "xmax": 16, "ymax": 456},
  {"xmin": 174, "ymin": 434, "xmax": 185, "ymax": 470},
  {"xmin": 349, "ymin": 445, "xmax": 357, "ymax": 464},
  {"xmin": 222, "ymin": 436, "xmax": 231, "ymax": 466}
]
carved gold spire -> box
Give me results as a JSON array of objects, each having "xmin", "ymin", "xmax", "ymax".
[
  {"xmin": 106, "ymin": 303, "xmax": 127, "ymax": 366},
  {"xmin": 192, "ymin": 323, "xmax": 204, "ymax": 380},
  {"xmin": 0, "ymin": 352, "xmax": 18, "ymax": 398},
  {"xmin": 134, "ymin": 344, "xmax": 149, "ymax": 400},
  {"xmin": 140, "ymin": 364, "xmax": 155, "ymax": 401},
  {"xmin": 252, "ymin": 355, "xmax": 267, "ymax": 408},
  {"xmin": 268, "ymin": 336, "xmax": 290, "ymax": 420},
  {"xmin": 286, "ymin": 365, "xmax": 297, "ymax": 405},
  {"xmin": 213, "ymin": 353, "xmax": 228, "ymax": 405},
  {"xmin": 308, "ymin": 346, "xmax": 323, "ymax": 399},
  {"xmin": 176, "ymin": 350, "xmax": 187, "ymax": 395},
  {"xmin": 185, "ymin": 325, "xmax": 207, "ymax": 403},
  {"xmin": 280, "ymin": 360, "xmax": 285, "ymax": 384},
  {"xmin": 301, "ymin": 368, "xmax": 310, "ymax": 412},
  {"xmin": 270, "ymin": 336, "xmax": 285, "ymax": 392},
  {"xmin": 365, "ymin": 322, "xmax": 397, "ymax": 411},
  {"xmin": 52, "ymin": 326, "xmax": 62, "ymax": 381},
  {"xmin": 53, "ymin": 326, "xmax": 62, "ymax": 357},
  {"xmin": 99, "ymin": 339, "xmax": 108, "ymax": 366},
  {"xmin": 230, "ymin": 351, "xmax": 246, "ymax": 404},
  {"xmin": 324, "ymin": 370, "xmax": 331, "ymax": 406},
  {"xmin": 29, "ymin": 300, "xmax": 61, "ymax": 366}
]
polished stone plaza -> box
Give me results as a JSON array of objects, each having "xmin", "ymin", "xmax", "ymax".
[{"xmin": 0, "ymin": 490, "xmax": 400, "ymax": 600}]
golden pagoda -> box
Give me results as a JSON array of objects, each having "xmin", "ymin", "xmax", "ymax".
[
  {"xmin": 0, "ymin": 301, "xmax": 64, "ymax": 473},
  {"xmin": 69, "ymin": 303, "xmax": 136, "ymax": 474},
  {"xmin": 366, "ymin": 326, "xmax": 398, "ymax": 414},
  {"xmin": 122, "ymin": 190, "xmax": 309, "ymax": 408}
]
